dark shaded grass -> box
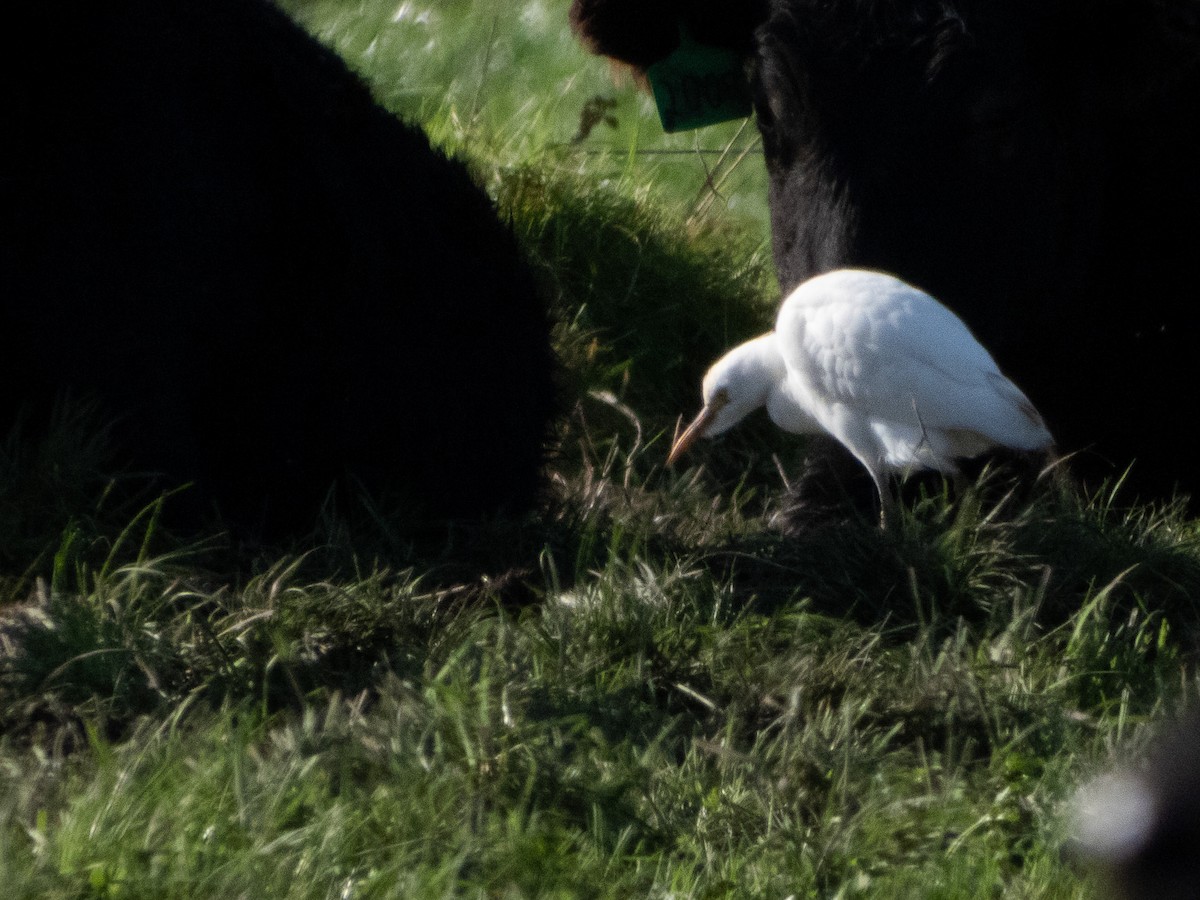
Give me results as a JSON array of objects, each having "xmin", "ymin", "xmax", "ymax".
[{"xmin": 0, "ymin": 399, "xmax": 129, "ymax": 575}]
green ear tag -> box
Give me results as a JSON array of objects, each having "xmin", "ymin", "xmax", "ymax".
[{"xmin": 646, "ymin": 31, "xmax": 752, "ymax": 133}]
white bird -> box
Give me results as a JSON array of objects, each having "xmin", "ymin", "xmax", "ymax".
[{"xmin": 667, "ymin": 269, "xmax": 1056, "ymax": 523}]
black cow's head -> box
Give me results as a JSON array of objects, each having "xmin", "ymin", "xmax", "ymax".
[{"xmin": 572, "ymin": 0, "xmax": 1200, "ymax": 502}]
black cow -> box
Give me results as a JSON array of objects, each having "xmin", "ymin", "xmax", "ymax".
[
  {"xmin": 2, "ymin": 0, "xmax": 554, "ymax": 538},
  {"xmin": 572, "ymin": 0, "xmax": 1200, "ymax": 508}
]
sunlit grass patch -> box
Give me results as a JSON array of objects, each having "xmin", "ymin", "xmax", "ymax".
[{"xmin": 277, "ymin": 0, "xmax": 773, "ymax": 241}]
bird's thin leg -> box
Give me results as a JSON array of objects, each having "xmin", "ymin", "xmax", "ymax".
[{"xmin": 872, "ymin": 470, "xmax": 896, "ymax": 529}]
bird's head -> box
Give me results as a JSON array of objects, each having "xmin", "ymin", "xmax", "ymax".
[{"xmin": 667, "ymin": 334, "xmax": 782, "ymax": 465}]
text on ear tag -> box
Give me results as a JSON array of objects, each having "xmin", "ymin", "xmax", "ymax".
[{"xmin": 646, "ymin": 34, "xmax": 751, "ymax": 133}]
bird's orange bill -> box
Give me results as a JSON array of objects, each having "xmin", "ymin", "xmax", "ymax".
[{"xmin": 667, "ymin": 404, "xmax": 717, "ymax": 466}]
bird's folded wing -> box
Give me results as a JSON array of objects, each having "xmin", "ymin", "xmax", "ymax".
[{"xmin": 778, "ymin": 290, "xmax": 1050, "ymax": 447}]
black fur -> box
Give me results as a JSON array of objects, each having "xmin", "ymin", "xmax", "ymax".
[
  {"xmin": 572, "ymin": 0, "xmax": 1200, "ymax": 505},
  {"xmin": 570, "ymin": 0, "xmax": 768, "ymax": 67},
  {"xmin": 2, "ymin": 0, "xmax": 555, "ymax": 537}
]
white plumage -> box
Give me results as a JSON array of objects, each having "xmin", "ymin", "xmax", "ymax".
[{"xmin": 668, "ymin": 269, "xmax": 1055, "ymax": 521}]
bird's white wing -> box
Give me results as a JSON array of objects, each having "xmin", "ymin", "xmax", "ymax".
[{"xmin": 776, "ymin": 272, "xmax": 1051, "ymax": 451}]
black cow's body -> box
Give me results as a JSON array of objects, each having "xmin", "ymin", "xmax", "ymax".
[
  {"xmin": 573, "ymin": 0, "xmax": 1200, "ymax": 505},
  {"xmin": 2, "ymin": 0, "xmax": 554, "ymax": 537}
]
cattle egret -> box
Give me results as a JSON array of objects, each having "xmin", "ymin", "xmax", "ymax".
[{"xmin": 668, "ymin": 269, "xmax": 1056, "ymax": 523}]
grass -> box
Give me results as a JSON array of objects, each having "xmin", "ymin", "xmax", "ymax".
[
  {"xmin": 275, "ymin": 0, "xmax": 774, "ymax": 241},
  {"xmin": 3, "ymin": 0, "xmax": 1200, "ymax": 896}
]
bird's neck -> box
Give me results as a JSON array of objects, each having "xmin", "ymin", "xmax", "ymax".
[
  {"xmin": 766, "ymin": 377, "xmax": 821, "ymax": 435},
  {"xmin": 726, "ymin": 334, "xmax": 820, "ymax": 436},
  {"xmin": 738, "ymin": 334, "xmax": 789, "ymax": 411}
]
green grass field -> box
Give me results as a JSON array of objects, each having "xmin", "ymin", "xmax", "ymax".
[{"xmin": 3, "ymin": 2, "xmax": 1199, "ymax": 896}]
